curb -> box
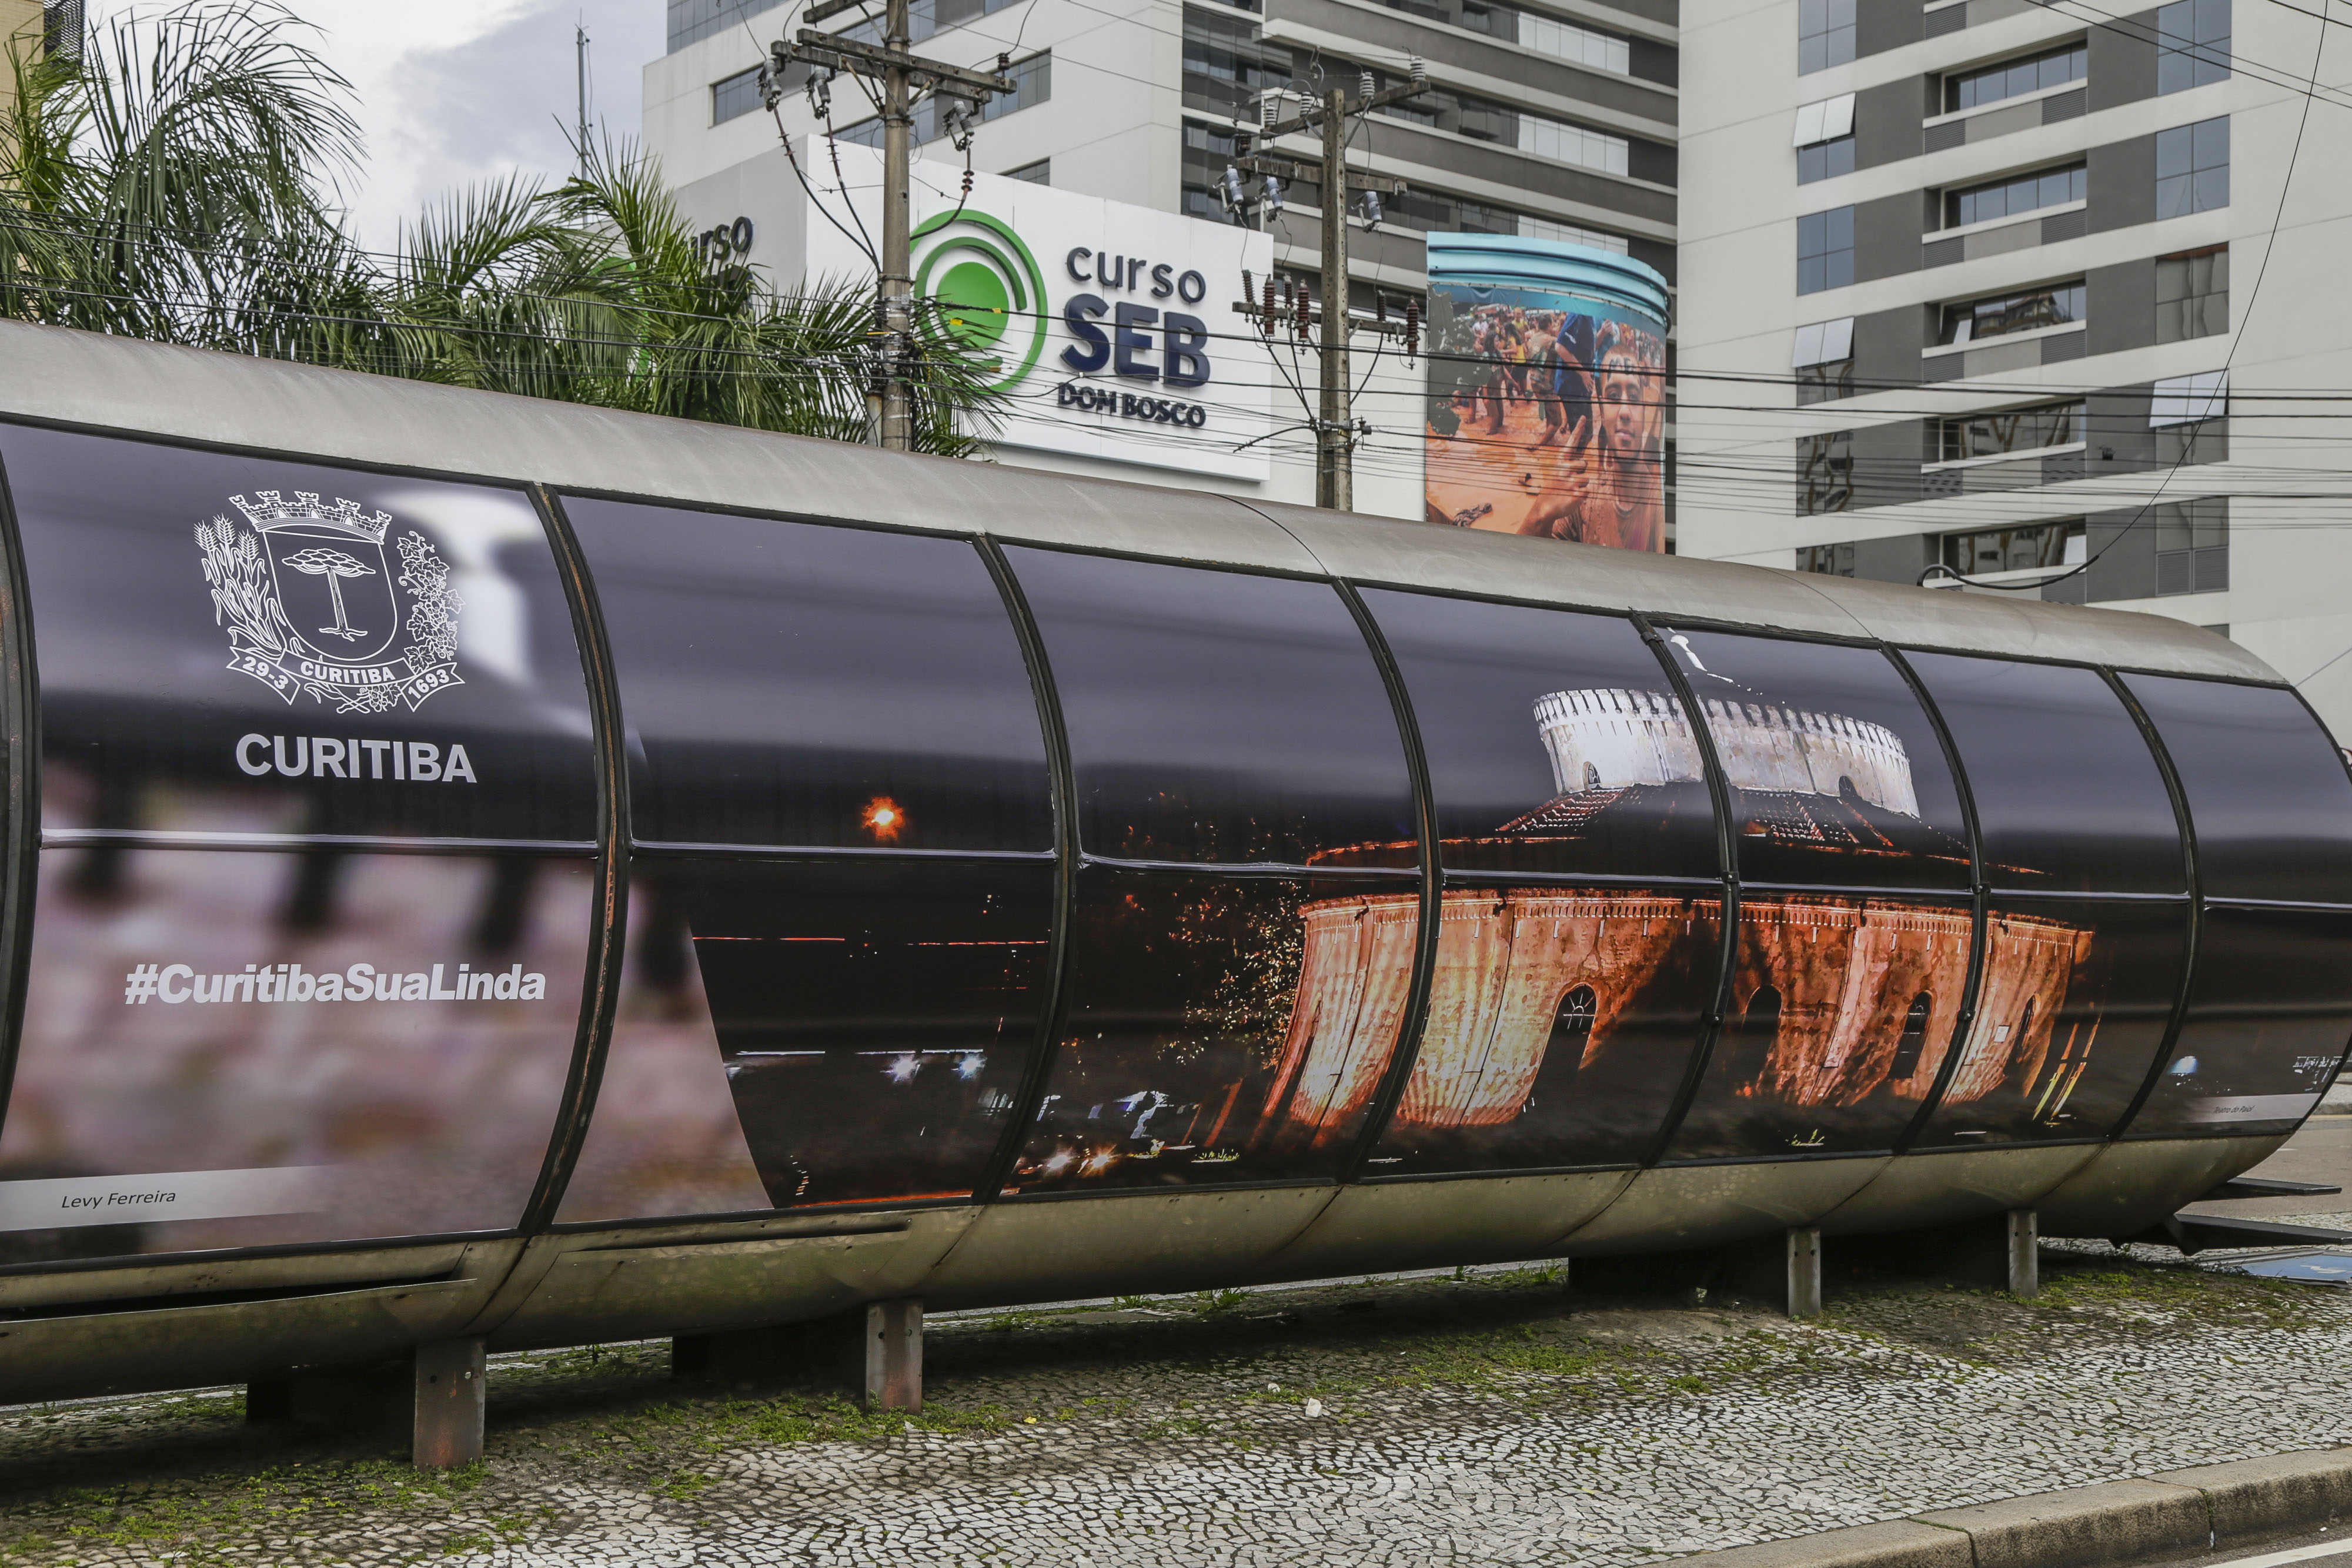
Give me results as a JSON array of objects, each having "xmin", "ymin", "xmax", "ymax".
[{"xmin": 1673, "ymin": 1450, "xmax": 2352, "ymax": 1567}]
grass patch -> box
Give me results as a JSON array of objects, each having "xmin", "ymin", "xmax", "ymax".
[{"xmin": 2036, "ymin": 1261, "xmax": 2318, "ymax": 1331}]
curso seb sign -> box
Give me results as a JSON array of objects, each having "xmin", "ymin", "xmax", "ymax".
[{"xmin": 801, "ymin": 143, "xmax": 1274, "ymax": 480}]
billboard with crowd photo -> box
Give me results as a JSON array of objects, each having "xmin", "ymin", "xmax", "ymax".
[{"xmin": 1424, "ymin": 236, "xmax": 1671, "ymax": 553}]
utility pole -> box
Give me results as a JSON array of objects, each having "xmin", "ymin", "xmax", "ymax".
[
  {"xmin": 1317, "ymin": 86, "xmax": 1352, "ymax": 511},
  {"xmin": 574, "ymin": 21, "xmax": 590, "ymax": 175},
  {"xmin": 1231, "ymin": 71, "xmax": 1422, "ymax": 509},
  {"xmin": 771, "ymin": 3, "xmax": 1016, "ymax": 451}
]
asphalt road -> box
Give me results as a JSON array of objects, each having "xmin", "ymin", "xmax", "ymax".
[
  {"xmin": 2181, "ymin": 1111, "xmax": 2352, "ymax": 1221},
  {"xmin": 2156, "ymin": 1525, "xmax": 2352, "ymax": 1567}
]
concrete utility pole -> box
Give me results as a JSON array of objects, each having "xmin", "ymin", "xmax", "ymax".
[
  {"xmin": 574, "ymin": 22, "xmax": 591, "ymax": 175},
  {"xmin": 1234, "ymin": 72, "xmax": 1422, "ymax": 508},
  {"xmin": 1317, "ymin": 87, "xmax": 1352, "ymax": 511},
  {"xmin": 771, "ymin": 2, "xmax": 1016, "ymax": 451}
]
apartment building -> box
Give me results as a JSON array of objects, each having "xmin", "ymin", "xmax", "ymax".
[
  {"xmin": 644, "ymin": 0, "xmax": 1678, "ymax": 513},
  {"xmin": 1, "ymin": 0, "xmax": 50, "ymax": 117},
  {"xmin": 1676, "ymin": 0, "xmax": 2352, "ymax": 735}
]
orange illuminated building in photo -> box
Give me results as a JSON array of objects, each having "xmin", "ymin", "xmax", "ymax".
[{"xmin": 1264, "ymin": 689, "xmax": 2100, "ymax": 1150}]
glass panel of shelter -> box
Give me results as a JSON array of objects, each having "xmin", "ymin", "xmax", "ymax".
[
  {"xmin": 1656, "ymin": 627, "xmax": 1976, "ymax": 1159},
  {"xmin": 1902, "ymin": 653, "xmax": 2190, "ymax": 1147},
  {"xmin": 1356, "ymin": 588, "xmax": 1720, "ymax": 1175},
  {"xmin": 561, "ymin": 496, "xmax": 1054, "ymax": 853},
  {"xmin": 2131, "ymin": 905, "xmax": 2352, "ymax": 1139},
  {"xmin": 2121, "ymin": 674, "xmax": 2352, "ymax": 904},
  {"xmin": 1001, "ymin": 549, "xmax": 1421, "ymax": 1193},
  {"xmin": 0, "ymin": 425, "xmax": 600, "ymax": 1265},
  {"xmin": 5, "ymin": 424, "xmax": 599, "ymax": 844},
  {"xmin": 560, "ymin": 498, "xmax": 1060, "ymax": 1219},
  {"xmin": 2121, "ymin": 674, "xmax": 2352, "ymax": 1137}
]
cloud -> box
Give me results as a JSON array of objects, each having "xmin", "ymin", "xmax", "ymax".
[{"xmin": 277, "ymin": 0, "xmax": 663, "ymax": 248}]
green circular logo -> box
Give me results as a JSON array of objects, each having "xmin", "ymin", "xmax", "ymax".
[
  {"xmin": 912, "ymin": 209, "xmax": 1048, "ymax": 393},
  {"xmin": 936, "ymin": 259, "xmax": 1011, "ymax": 351}
]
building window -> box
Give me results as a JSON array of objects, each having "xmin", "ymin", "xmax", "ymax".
[
  {"xmin": 2155, "ymin": 498, "xmax": 2227, "ymax": 594},
  {"xmin": 713, "ymin": 66, "xmax": 765, "ymax": 125},
  {"xmin": 1182, "ymin": 9, "xmax": 1285, "ymax": 119},
  {"xmin": 2157, "ymin": 0, "xmax": 2230, "ymax": 93},
  {"xmin": 1519, "ymin": 213, "xmax": 1632, "ymax": 252},
  {"xmin": 669, "ymin": 0, "xmax": 788, "ymax": 54},
  {"xmin": 834, "ymin": 0, "xmax": 1027, "ymax": 47},
  {"xmin": 1378, "ymin": 188, "xmax": 1629, "ymax": 252},
  {"xmin": 42, "ymin": 0, "xmax": 83, "ymax": 61},
  {"xmin": 989, "ymin": 51, "xmax": 1051, "ymax": 122},
  {"xmin": 1794, "ymin": 316, "xmax": 1854, "ymax": 403},
  {"xmin": 1518, "ymin": 114, "xmax": 1632, "ymax": 176},
  {"xmin": 1794, "ymin": 95, "xmax": 1855, "ymax": 183},
  {"xmin": 837, "ymin": 51, "xmax": 1049, "ymax": 147},
  {"xmin": 1940, "ymin": 282, "xmax": 2086, "ymax": 344},
  {"xmin": 1005, "ymin": 159, "xmax": 1050, "ymax": 184},
  {"xmin": 2157, "ymin": 246, "xmax": 2228, "ymax": 341},
  {"xmin": 1937, "ymin": 400, "xmax": 2086, "ymax": 462},
  {"xmin": 1799, "ymin": 0, "xmax": 1855, "ymax": 73},
  {"xmin": 1361, "ymin": 68, "xmax": 1635, "ymax": 179},
  {"xmin": 1798, "ymin": 431, "xmax": 1853, "ymax": 514},
  {"xmin": 1945, "ymin": 43, "xmax": 2087, "ymax": 113},
  {"xmin": 1435, "ymin": 4, "xmax": 1634, "ymax": 72},
  {"xmin": 1946, "ymin": 163, "xmax": 2086, "ymax": 228},
  {"xmin": 1796, "ymin": 542, "xmax": 1857, "ymax": 574},
  {"xmin": 1379, "ymin": 0, "xmax": 1616, "ymax": 55},
  {"xmin": 1943, "ymin": 521, "xmax": 2086, "ymax": 574},
  {"xmin": 2150, "ymin": 369, "xmax": 2227, "ymax": 426},
  {"xmin": 1517, "ymin": 12, "xmax": 1633, "ymax": 72},
  {"xmin": 1799, "ymin": 136, "xmax": 1855, "ymax": 183},
  {"xmin": 2157, "ymin": 117, "xmax": 2229, "ymax": 218},
  {"xmin": 1798, "ymin": 206, "xmax": 1854, "ymax": 294}
]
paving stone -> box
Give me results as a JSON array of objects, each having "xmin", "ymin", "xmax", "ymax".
[{"xmin": 0, "ymin": 1241, "xmax": 2347, "ymax": 1564}]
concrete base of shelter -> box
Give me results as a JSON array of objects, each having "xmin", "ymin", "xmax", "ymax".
[{"xmin": 673, "ymin": 1297, "xmax": 923, "ymax": 1412}]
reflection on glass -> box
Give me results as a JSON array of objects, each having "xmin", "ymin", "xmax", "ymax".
[
  {"xmin": 2132, "ymin": 905, "xmax": 2352, "ymax": 1138},
  {"xmin": 1360, "ymin": 589, "xmax": 1716, "ymax": 879},
  {"xmin": 630, "ymin": 857, "xmax": 1056, "ymax": 1208},
  {"xmin": 1005, "ymin": 549, "xmax": 1416, "ymax": 864},
  {"xmin": 564, "ymin": 497, "xmax": 1051, "ymax": 851},
  {"xmin": 1669, "ymin": 895, "xmax": 1973, "ymax": 1157},
  {"xmin": 554, "ymin": 878, "xmax": 769, "ymax": 1223},
  {"xmin": 2122, "ymin": 675, "xmax": 2352, "ymax": 904},
  {"xmin": 1657, "ymin": 628, "xmax": 1972, "ymax": 891},
  {"xmin": 1905, "ymin": 654, "xmax": 2182, "ymax": 894},
  {"xmin": 1, "ymin": 424, "xmax": 597, "ymax": 843},
  {"xmin": 1915, "ymin": 898, "xmax": 2187, "ymax": 1145},
  {"xmin": 1365, "ymin": 887, "xmax": 1716, "ymax": 1172},
  {"xmin": 1013, "ymin": 867, "xmax": 1419, "ymax": 1191},
  {"xmin": 0, "ymin": 848, "xmax": 590, "ymax": 1265}
]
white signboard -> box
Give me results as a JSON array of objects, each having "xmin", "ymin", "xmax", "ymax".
[{"xmin": 804, "ymin": 142, "xmax": 1274, "ymax": 480}]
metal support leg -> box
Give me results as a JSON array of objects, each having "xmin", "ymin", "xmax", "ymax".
[
  {"xmin": 674, "ymin": 1298, "xmax": 922, "ymax": 1412},
  {"xmin": 2007, "ymin": 1208, "xmax": 2039, "ymax": 1299},
  {"xmin": 864, "ymin": 1298, "xmax": 923, "ymax": 1413},
  {"xmin": 412, "ymin": 1337, "xmax": 486, "ymax": 1469},
  {"xmin": 1786, "ymin": 1226, "xmax": 1823, "ymax": 1320}
]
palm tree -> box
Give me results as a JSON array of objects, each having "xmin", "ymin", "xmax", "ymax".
[{"xmin": 0, "ymin": 2, "xmax": 1001, "ymax": 454}]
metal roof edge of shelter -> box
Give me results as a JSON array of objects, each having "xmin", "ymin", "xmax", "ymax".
[
  {"xmin": 0, "ymin": 320, "xmax": 2271, "ymax": 683},
  {"xmin": 1424, "ymin": 233, "xmax": 1673, "ymax": 324}
]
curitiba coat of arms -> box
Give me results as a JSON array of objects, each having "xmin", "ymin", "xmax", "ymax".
[{"xmin": 195, "ymin": 490, "xmax": 464, "ymax": 715}]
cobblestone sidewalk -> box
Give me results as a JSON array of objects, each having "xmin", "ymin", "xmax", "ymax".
[{"xmin": 4, "ymin": 1228, "xmax": 2351, "ymax": 1566}]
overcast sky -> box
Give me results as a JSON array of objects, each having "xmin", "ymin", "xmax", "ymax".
[{"xmin": 262, "ymin": 0, "xmax": 669, "ymax": 249}]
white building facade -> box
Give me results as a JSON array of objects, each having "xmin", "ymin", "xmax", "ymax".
[
  {"xmin": 1675, "ymin": 0, "xmax": 2352, "ymax": 735},
  {"xmin": 644, "ymin": 0, "xmax": 1679, "ymax": 516}
]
